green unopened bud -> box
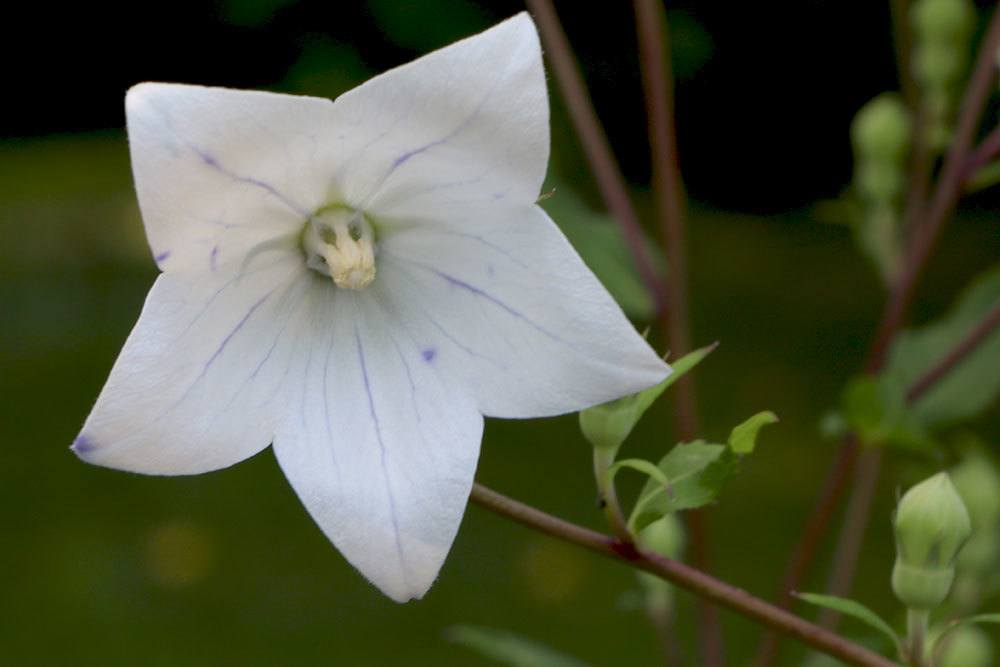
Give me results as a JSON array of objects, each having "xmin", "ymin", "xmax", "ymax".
[
  {"xmin": 937, "ymin": 625, "xmax": 994, "ymax": 667},
  {"xmin": 912, "ymin": 0, "xmax": 975, "ymax": 44},
  {"xmin": 852, "ymin": 94, "xmax": 911, "ymax": 164},
  {"xmin": 951, "ymin": 453, "xmax": 1000, "ymax": 573},
  {"xmin": 639, "ymin": 514, "xmax": 685, "ymax": 559},
  {"xmin": 636, "ymin": 515, "xmax": 685, "ymax": 612},
  {"xmin": 914, "ymin": 42, "xmax": 967, "ymax": 89},
  {"xmin": 892, "ymin": 472, "xmax": 972, "ymax": 609}
]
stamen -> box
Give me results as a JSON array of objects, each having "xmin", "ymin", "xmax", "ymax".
[{"xmin": 303, "ymin": 208, "xmax": 377, "ymax": 289}]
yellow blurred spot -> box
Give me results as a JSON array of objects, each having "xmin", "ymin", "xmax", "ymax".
[
  {"xmin": 518, "ymin": 538, "xmax": 589, "ymax": 605},
  {"xmin": 144, "ymin": 519, "xmax": 214, "ymax": 588}
]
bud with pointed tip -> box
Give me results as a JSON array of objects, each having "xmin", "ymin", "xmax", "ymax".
[{"xmin": 892, "ymin": 472, "xmax": 972, "ymax": 609}]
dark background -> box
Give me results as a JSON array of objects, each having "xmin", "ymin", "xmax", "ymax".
[{"xmin": 2, "ymin": 1, "xmax": 999, "ymax": 665}]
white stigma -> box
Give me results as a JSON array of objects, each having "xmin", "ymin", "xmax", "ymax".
[{"xmin": 303, "ymin": 208, "xmax": 377, "ymax": 290}]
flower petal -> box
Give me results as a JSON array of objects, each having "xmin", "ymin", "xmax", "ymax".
[
  {"xmin": 73, "ymin": 249, "xmax": 308, "ymax": 474},
  {"xmin": 374, "ymin": 203, "xmax": 671, "ymax": 418},
  {"xmin": 273, "ymin": 287, "xmax": 483, "ymax": 602},
  {"xmin": 126, "ymin": 83, "xmax": 338, "ymax": 272},
  {"xmin": 327, "ymin": 12, "xmax": 548, "ymax": 215}
]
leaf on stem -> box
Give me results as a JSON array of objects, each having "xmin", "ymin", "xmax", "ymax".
[
  {"xmin": 628, "ymin": 411, "xmax": 777, "ymax": 533},
  {"xmin": 796, "ymin": 593, "xmax": 902, "ymax": 655},
  {"xmin": 579, "ymin": 343, "xmax": 717, "ymax": 455}
]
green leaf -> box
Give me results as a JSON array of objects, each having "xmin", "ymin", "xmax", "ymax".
[
  {"xmin": 884, "ymin": 265, "xmax": 1000, "ymax": 427},
  {"xmin": 728, "ymin": 411, "xmax": 779, "ymax": 454},
  {"xmin": 446, "ymin": 625, "xmax": 589, "ymax": 667},
  {"xmin": 796, "ymin": 593, "xmax": 901, "ymax": 653},
  {"xmin": 628, "ymin": 411, "xmax": 777, "ymax": 532},
  {"xmin": 540, "ymin": 182, "xmax": 664, "ymax": 319},
  {"xmin": 837, "ymin": 375, "xmax": 936, "ymax": 451},
  {"xmin": 579, "ymin": 344, "xmax": 717, "ymax": 454}
]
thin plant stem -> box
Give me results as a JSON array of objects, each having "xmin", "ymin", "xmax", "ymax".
[
  {"xmin": 524, "ymin": 0, "xmax": 670, "ymax": 317},
  {"xmin": 905, "ymin": 608, "xmax": 929, "ymax": 667},
  {"xmin": 819, "ymin": 300, "xmax": 1000, "ymax": 630},
  {"xmin": 962, "ymin": 124, "xmax": 1000, "ymax": 185},
  {"xmin": 762, "ymin": 7, "xmax": 1000, "ymax": 654},
  {"xmin": 818, "ymin": 446, "xmax": 884, "ymax": 628},
  {"xmin": 645, "ymin": 603, "xmax": 685, "ymax": 667},
  {"xmin": 906, "ymin": 297, "xmax": 1000, "ymax": 403},
  {"xmin": 593, "ymin": 448, "xmax": 633, "ymax": 544},
  {"xmin": 757, "ymin": 288, "xmax": 1000, "ymax": 653},
  {"xmin": 632, "ymin": 1, "xmax": 720, "ymax": 664},
  {"xmin": 468, "ymin": 482, "xmax": 900, "ymax": 667},
  {"xmin": 867, "ymin": 6, "xmax": 1000, "ymax": 371},
  {"xmin": 819, "ymin": 10, "xmax": 1000, "ymax": 617}
]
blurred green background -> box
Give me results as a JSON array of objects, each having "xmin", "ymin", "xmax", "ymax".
[{"xmin": 3, "ymin": 0, "xmax": 999, "ymax": 665}]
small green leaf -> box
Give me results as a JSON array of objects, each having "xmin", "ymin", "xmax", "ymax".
[
  {"xmin": 628, "ymin": 442, "xmax": 729, "ymax": 533},
  {"xmin": 627, "ymin": 410, "xmax": 776, "ymax": 532},
  {"xmin": 837, "ymin": 375, "xmax": 935, "ymax": 451},
  {"xmin": 446, "ymin": 625, "xmax": 589, "ymax": 667},
  {"xmin": 796, "ymin": 593, "xmax": 901, "ymax": 654},
  {"xmin": 884, "ymin": 264, "xmax": 1000, "ymax": 427},
  {"xmin": 579, "ymin": 344, "xmax": 717, "ymax": 454},
  {"xmin": 728, "ymin": 411, "xmax": 778, "ymax": 454}
]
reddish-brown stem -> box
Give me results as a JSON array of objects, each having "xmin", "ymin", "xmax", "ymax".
[
  {"xmin": 632, "ymin": 1, "xmax": 719, "ymax": 664},
  {"xmin": 469, "ymin": 483, "xmax": 899, "ymax": 667},
  {"xmin": 524, "ymin": 0, "xmax": 670, "ymax": 317},
  {"xmin": 818, "ymin": 447, "xmax": 884, "ymax": 629},
  {"xmin": 769, "ymin": 1, "xmax": 1000, "ymax": 630},
  {"xmin": 867, "ymin": 6, "xmax": 1000, "ymax": 372},
  {"xmin": 962, "ymin": 124, "xmax": 1000, "ymax": 184},
  {"xmin": 759, "ymin": 11, "xmax": 1000, "ymax": 642},
  {"xmin": 815, "ymin": 9, "xmax": 1000, "ymax": 633},
  {"xmin": 906, "ymin": 298, "xmax": 1000, "ymax": 403}
]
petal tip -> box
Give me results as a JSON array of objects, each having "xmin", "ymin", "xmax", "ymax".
[{"xmin": 70, "ymin": 433, "xmax": 96, "ymax": 458}]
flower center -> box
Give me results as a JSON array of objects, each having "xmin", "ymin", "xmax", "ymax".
[{"xmin": 302, "ymin": 207, "xmax": 377, "ymax": 290}]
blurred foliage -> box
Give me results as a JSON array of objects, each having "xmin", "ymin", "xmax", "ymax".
[
  {"xmin": 3, "ymin": 1, "xmax": 1000, "ymax": 666},
  {"xmin": 446, "ymin": 625, "xmax": 588, "ymax": 667},
  {"xmin": 885, "ymin": 265, "xmax": 1000, "ymax": 427}
]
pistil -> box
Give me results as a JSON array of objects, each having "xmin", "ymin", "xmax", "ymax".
[{"xmin": 303, "ymin": 208, "xmax": 377, "ymax": 289}]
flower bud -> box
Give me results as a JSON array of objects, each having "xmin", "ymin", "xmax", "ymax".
[
  {"xmin": 892, "ymin": 472, "xmax": 972, "ymax": 609},
  {"xmin": 937, "ymin": 625, "xmax": 993, "ymax": 667},
  {"xmin": 912, "ymin": 0, "xmax": 974, "ymax": 45},
  {"xmin": 852, "ymin": 94, "xmax": 911, "ymax": 165}
]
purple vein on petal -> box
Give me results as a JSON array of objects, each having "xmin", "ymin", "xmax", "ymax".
[
  {"xmin": 154, "ymin": 250, "xmax": 171, "ymax": 266},
  {"xmin": 388, "ymin": 333, "xmax": 423, "ymax": 425},
  {"xmin": 191, "ymin": 146, "xmax": 310, "ymax": 218},
  {"xmin": 426, "ymin": 266, "xmax": 576, "ymax": 351},
  {"xmin": 200, "ymin": 289, "xmax": 275, "ymax": 377},
  {"xmin": 354, "ymin": 324, "xmax": 409, "ymax": 589}
]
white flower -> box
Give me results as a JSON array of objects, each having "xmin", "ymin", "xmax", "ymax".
[{"xmin": 73, "ymin": 13, "xmax": 670, "ymax": 602}]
